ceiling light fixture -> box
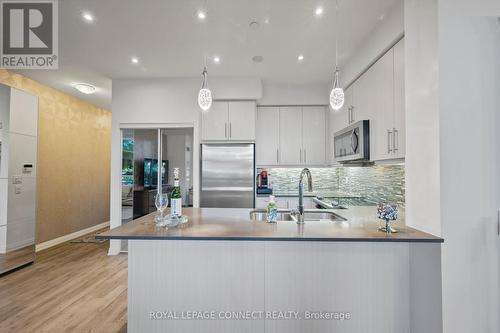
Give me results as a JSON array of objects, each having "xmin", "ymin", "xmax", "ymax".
[
  {"xmin": 197, "ymin": 10, "xmax": 206, "ymax": 20},
  {"xmin": 82, "ymin": 12, "xmax": 94, "ymax": 22},
  {"xmin": 198, "ymin": 65, "xmax": 212, "ymax": 112},
  {"xmin": 74, "ymin": 83, "xmax": 97, "ymax": 95},
  {"xmin": 330, "ymin": 0, "xmax": 344, "ymax": 111},
  {"xmin": 315, "ymin": 7, "xmax": 324, "ymax": 16},
  {"xmin": 298, "ymin": 54, "xmax": 304, "ymax": 61},
  {"xmin": 213, "ymin": 56, "xmax": 220, "ymax": 64},
  {"xmin": 131, "ymin": 57, "xmax": 139, "ymax": 64}
]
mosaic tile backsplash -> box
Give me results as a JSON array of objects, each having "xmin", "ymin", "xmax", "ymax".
[{"xmin": 267, "ymin": 165, "xmax": 405, "ymax": 207}]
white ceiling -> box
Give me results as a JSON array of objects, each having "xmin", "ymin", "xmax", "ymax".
[{"xmin": 15, "ymin": 0, "xmax": 401, "ymax": 109}]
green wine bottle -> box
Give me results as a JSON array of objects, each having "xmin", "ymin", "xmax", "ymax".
[{"xmin": 171, "ymin": 168, "xmax": 182, "ymax": 216}]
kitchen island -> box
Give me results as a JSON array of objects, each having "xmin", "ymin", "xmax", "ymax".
[{"xmin": 98, "ymin": 207, "xmax": 443, "ymax": 333}]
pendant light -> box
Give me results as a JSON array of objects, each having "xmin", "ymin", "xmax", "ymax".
[
  {"xmin": 198, "ymin": 66, "xmax": 212, "ymax": 112},
  {"xmin": 330, "ymin": 0, "xmax": 344, "ymax": 111}
]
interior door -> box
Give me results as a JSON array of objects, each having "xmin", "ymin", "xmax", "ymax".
[
  {"xmin": 228, "ymin": 101, "xmax": 255, "ymax": 141},
  {"xmin": 279, "ymin": 107, "xmax": 302, "ymax": 165},
  {"xmin": 202, "ymin": 101, "xmax": 228, "ymax": 141},
  {"xmin": 256, "ymin": 107, "xmax": 280, "ymax": 165},
  {"xmin": 302, "ymin": 106, "xmax": 325, "ymax": 165}
]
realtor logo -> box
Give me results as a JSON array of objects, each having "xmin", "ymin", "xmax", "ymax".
[{"xmin": 0, "ymin": 0, "xmax": 58, "ymax": 69}]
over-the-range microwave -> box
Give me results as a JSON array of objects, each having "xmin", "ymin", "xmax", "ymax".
[{"xmin": 333, "ymin": 120, "xmax": 370, "ymax": 163}]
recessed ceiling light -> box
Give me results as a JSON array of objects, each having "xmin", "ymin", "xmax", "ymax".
[
  {"xmin": 131, "ymin": 57, "xmax": 139, "ymax": 64},
  {"xmin": 73, "ymin": 83, "xmax": 97, "ymax": 95},
  {"xmin": 213, "ymin": 56, "xmax": 220, "ymax": 64},
  {"xmin": 82, "ymin": 12, "xmax": 94, "ymax": 22},
  {"xmin": 315, "ymin": 7, "xmax": 324, "ymax": 16},
  {"xmin": 298, "ymin": 54, "xmax": 304, "ymax": 61},
  {"xmin": 197, "ymin": 11, "xmax": 206, "ymax": 20}
]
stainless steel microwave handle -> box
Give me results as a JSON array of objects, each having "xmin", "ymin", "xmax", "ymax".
[
  {"xmin": 387, "ymin": 129, "xmax": 393, "ymax": 153},
  {"xmin": 350, "ymin": 130, "xmax": 358, "ymax": 153},
  {"xmin": 393, "ymin": 128, "xmax": 398, "ymax": 153}
]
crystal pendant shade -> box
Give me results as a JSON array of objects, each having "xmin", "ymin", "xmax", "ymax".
[
  {"xmin": 330, "ymin": 69, "xmax": 344, "ymax": 111},
  {"xmin": 198, "ymin": 67, "xmax": 212, "ymax": 112}
]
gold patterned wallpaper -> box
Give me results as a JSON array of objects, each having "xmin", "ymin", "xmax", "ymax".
[{"xmin": 0, "ymin": 69, "xmax": 111, "ymax": 243}]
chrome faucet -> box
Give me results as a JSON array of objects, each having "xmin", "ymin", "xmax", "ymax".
[{"xmin": 295, "ymin": 168, "xmax": 313, "ymax": 224}]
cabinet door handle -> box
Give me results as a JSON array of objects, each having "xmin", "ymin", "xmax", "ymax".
[
  {"xmin": 225, "ymin": 123, "xmax": 227, "ymax": 138},
  {"xmin": 497, "ymin": 209, "xmax": 500, "ymax": 236},
  {"xmin": 276, "ymin": 149, "xmax": 279, "ymax": 164},
  {"xmin": 351, "ymin": 106, "xmax": 355, "ymax": 123},
  {"xmin": 347, "ymin": 108, "xmax": 351, "ymax": 124},
  {"xmin": 300, "ymin": 149, "xmax": 302, "ymax": 163},
  {"xmin": 393, "ymin": 128, "xmax": 398, "ymax": 153},
  {"xmin": 304, "ymin": 149, "xmax": 307, "ymax": 163},
  {"xmin": 387, "ymin": 130, "xmax": 393, "ymax": 153},
  {"xmin": 229, "ymin": 123, "xmax": 232, "ymax": 138}
]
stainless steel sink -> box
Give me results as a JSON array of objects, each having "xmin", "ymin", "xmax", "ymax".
[
  {"xmin": 249, "ymin": 210, "xmax": 296, "ymax": 222},
  {"xmin": 249, "ymin": 209, "xmax": 346, "ymax": 222}
]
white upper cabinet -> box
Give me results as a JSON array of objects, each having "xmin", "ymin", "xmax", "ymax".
[
  {"xmin": 393, "ymin": 39, "xmax": 405, "ymax": 159},
  {"xmin": 329, "ymin": 39, "xmax": 405, "ymax": 163},
  {"xmin": 368, "ymin": 49, "xmax": 395, "ymax": 161},
  {"xmin": 228, "ymin": 101, "xmax": 255, "ymax": 141},
  {"xmin": 201, "ymin": 101, "xmax": 256, "ymax": 141},
  {"xmin": 279, "ymin": 107, "xmax": 302, "ymax": 165},
  {"xmin": 256, "ymin": 106, "xmax": 326, "ymax": 166},
  {"xmin": 302, "ymin": 106, "xmax": 325, "ymax": 165},
  {"xmin": 256, "ymin": 107, "xmax": 280, "ymax": 165},
  {"xmin": 9, "ymin": 88, "xmax": 38, "ymax": 137},
  {"xmin": 202, "ymin": 101, "xmax": 228, "ymax": 141}
]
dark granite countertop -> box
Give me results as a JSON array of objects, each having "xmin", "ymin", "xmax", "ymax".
[{"xmin": 97, "ymin": 207, "xmax": 443, "ymax": 243}]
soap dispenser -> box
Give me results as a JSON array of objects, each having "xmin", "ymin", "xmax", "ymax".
[{"xmin": 266, "ymin": 195, "xmax": 278, "ymax": 223}]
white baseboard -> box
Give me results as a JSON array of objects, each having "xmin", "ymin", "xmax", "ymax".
[{"xmin": 35, "ymin": 221, "xmax": 110, "ymax": 252}]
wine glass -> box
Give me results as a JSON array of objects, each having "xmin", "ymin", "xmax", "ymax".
[{"xmin": 155, "ymin": 193, "xmax": 169, "ymax": 226}]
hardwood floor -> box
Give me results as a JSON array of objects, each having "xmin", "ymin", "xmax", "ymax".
[{"xmin": 0, "ymin": 240, "xmax": 127, "ymax": 333}]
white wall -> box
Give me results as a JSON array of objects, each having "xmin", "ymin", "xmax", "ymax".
[
  {"xmin": 437, "ymin": 1, "xmax": 500, "ymax": 331},
  {"xmin": 110, "ymin": 77, "xmax": 262, "ymax": 254},
  {"xmin": 340, "ymin": 0, "xmax": 404, "ymax": 88},
  {"xmin": 404, "ymin": 0, "xmax": 441, "ymax": 236},
  {"xmin": 258, "ymin": 81, "xmax": 329, "ymax": 106}
]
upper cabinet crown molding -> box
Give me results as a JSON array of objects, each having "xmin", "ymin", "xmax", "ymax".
[{"xmin": 201, "ymin": 101, "xmax": 256, "ymax": 142}]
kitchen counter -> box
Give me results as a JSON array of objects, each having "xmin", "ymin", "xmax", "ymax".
[
  {"xmin": 97, "ymin": 207, "xmax": 442, "ymax": 242},
  {"xmin": 111, "ymin": 207, "xmax": 443, "ymax": 333}
]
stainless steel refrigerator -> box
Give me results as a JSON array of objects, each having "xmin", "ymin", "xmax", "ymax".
[{"xmin": 200, "ymin": 143, "xmax": 255, "ymax": 208}]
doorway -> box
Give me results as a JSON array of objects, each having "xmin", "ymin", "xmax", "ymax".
[{"xmin": 120, "ymin": 127, "xmax": 194, "ymax": 226}]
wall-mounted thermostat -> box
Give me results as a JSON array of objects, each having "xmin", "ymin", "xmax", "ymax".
[{"xmin": 23, "ymin": 164, "xmax": 33, "ymax": 174}]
